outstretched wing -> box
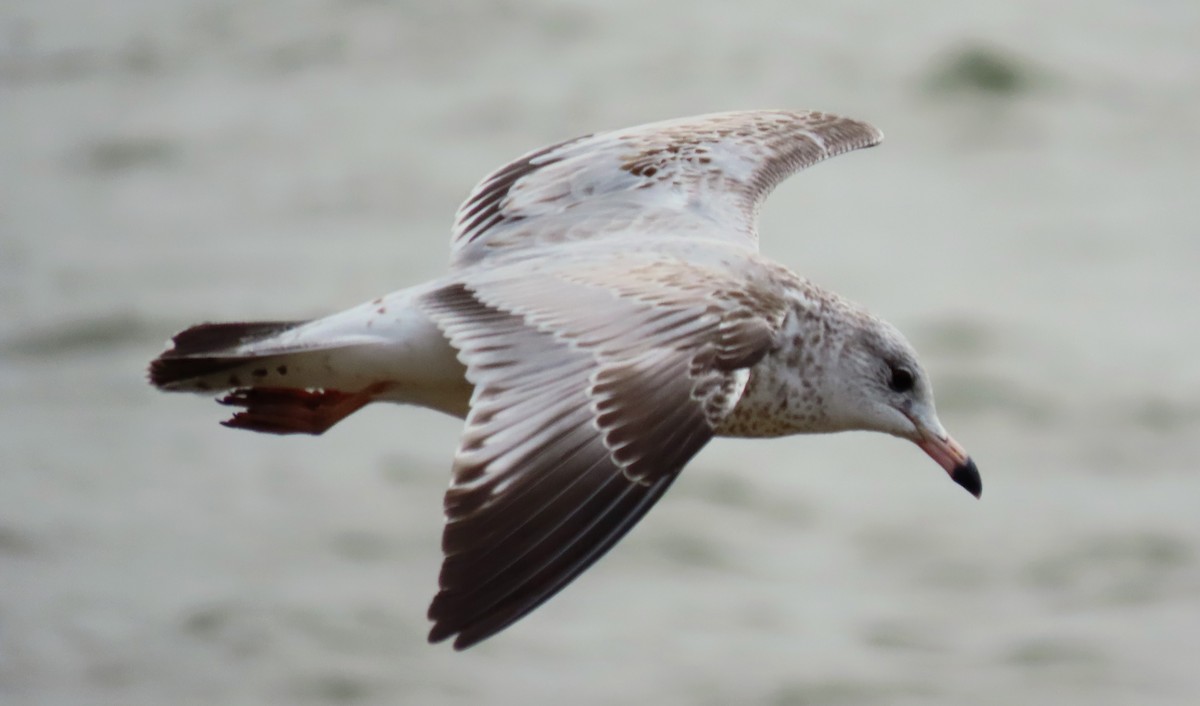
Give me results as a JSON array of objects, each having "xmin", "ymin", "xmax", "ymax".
[
  {"xmin": 449, "ymin": 109, "xmax": 882, "ymax": 268},
  {"xmin": 420, "ymin": 256, "xmax": 790, "ymax": 649}
]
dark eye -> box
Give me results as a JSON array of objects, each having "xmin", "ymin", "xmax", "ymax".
[{"xmin": 888, "ymin": 366, "xmax": 915, "ymax": 393}]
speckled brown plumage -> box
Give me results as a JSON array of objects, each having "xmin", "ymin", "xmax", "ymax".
[{"xmin": 149, "ymin": 109, "xmax": 979, "ymax": 653}]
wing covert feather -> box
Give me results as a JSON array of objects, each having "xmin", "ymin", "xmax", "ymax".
[{"xmin": 420, "ymin": 259, "xmax": 791, "ymax": 648}]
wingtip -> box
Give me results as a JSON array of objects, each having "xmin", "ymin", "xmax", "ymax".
[
  {"xmin": 833, "ymin": 114, "xmax": 885, "ymax": 152},
  {"xmin": 426, "ymin": 617, "xmax": 486, "ymax": 651},
  {"xmin": 813, "ymin": 109, "xmax": 883, "ymax": 150},
  {"xmin": 866, "ymin": 124, "xmax": 885, "ymax": 146},
  {"xmin": 426, "ymin": 593, "xmax": 463, "ymax": 647},
  {"xmin": 427, "ymin": 623, "xmax": 453, "ymax": 646}
]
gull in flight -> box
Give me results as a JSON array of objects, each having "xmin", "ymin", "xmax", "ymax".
[{"xmin": 149, "ymin": 109, "xmax": 981, "ymax": 650}]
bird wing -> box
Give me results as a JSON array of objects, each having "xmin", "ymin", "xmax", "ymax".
[
  {"xmin": 420, "ymin": 255, "xmax": 791, "ymax": 649},
  {"xmin": 448, "ymin": 109, "xmax": 882, "ymax": 268}
]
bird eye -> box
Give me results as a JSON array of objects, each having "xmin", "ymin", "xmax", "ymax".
[{"xmin": 888, "ymin": 366, "xmax": 915, "ymax": 393}]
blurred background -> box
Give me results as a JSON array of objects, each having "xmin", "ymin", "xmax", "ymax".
[{"xmin": 3, "ymin": 1, "xmax": 1198, "ymax": 704}]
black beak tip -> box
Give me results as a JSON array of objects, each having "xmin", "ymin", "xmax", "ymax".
[{"xmin": 950, "ymin": 458, "xmax": 982, "ymax": 498}]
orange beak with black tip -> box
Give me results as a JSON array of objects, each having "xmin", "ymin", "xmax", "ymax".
[{"xmin": 916, "ymin": 431, "xmax": 981, "ymax": 498}]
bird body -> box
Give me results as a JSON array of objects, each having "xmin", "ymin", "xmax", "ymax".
[{"xmin": 150, "ymin": 109, "xmax": 980, "ymax": 649}]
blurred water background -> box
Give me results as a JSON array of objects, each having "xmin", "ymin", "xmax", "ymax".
[{"xmin": 2, "ymin": 1, "xmax": 1199, "ymax": 704}]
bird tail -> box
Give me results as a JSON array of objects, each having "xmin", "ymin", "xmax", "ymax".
[
  {"xmin": 148, "ymin": 321, "xmax": 305, "ymax": 390},
  {"xmin": 147, "ymin": 319, "xmax": 385, "ymax": 435},
  {"xmin": 148, "ymin": 286, "xmax": 468, "ymax": 434}
]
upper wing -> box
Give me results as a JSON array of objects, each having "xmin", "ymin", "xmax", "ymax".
[
  {"xmin": 420, "ymin": 256, "xmax": 791, "ymax": 649},
  {"xmin": 449, "ymin": 109, "xmax": 882, "ymax": 267}
]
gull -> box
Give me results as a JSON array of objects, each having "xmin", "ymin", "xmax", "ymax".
[{"xmin": 149, "ymin": 109, "xmax": 980, "ymax": 650}]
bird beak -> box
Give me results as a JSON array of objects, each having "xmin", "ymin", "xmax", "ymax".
[{"xmin": 915, "ymin": 429, "xmax": 981, "ymax": 498}]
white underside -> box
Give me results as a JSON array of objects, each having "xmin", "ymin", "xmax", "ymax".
[{"xmin": 182, "ymin": 285, "xmax": 472, "ymax": 418}]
